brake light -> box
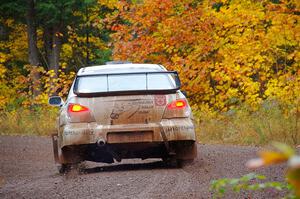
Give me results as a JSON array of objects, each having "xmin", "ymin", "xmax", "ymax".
[
  {"xmin": 68, "ymin": 104, "xmax": 89, "ymax": 112},
  {"xmin": 167, "ymin": 99, "xmax": 187, "ymax": 109},
  {"xmin": 163, "ymin": 99, "xmax": 189, "ymax": 119}
]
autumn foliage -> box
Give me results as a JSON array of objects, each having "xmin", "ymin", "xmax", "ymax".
[
  {"xmin": 112, "ymin": 0, "xmax": 300, "ymax": 115},
  {"xmin": 211, "ymin": 142, "xmax": 300, "ymax": 198},
  {"xmin": 0, "ymin": 0, "xmax": 299, "ymax": 142}
]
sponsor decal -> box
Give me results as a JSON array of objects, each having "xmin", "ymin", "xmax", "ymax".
[
  {"xmin": 64, "ymin": 129, "xmax": 94, "ymax": 136},
  {"xmin": 164, "ymin": 126, "xmax": 194, "ymax": 132},
  {"xmin": 155, "ymin": 95, "xmax": 166, "ymax": 106},
  {"xmin": 110, "ymin": 100, "xmax": 154, "ymax": 119},
  {"xmin": 110, "ymin": 112, "xmax": 120, "ymax": 119}
]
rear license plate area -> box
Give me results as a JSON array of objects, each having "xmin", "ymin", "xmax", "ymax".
[{"xmin": 107, "ymin": 131, "xmax": 153, "ymax": 143}]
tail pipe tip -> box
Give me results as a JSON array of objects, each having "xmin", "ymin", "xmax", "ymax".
[{"xmin": 96, "ymin": 139, "xmax": 106, "ymax": 147}]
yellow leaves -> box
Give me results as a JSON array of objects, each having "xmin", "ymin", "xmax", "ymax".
[
  {"xmin": 48, "ymin": 70, "xmax": 56, "ymax": 78},
  {"xmin": 0, "ymin": 95, "xmax": 8, "ymax": 109},
  {"xmin": 259, "ymin": 151, "xmax": 289, "ymax": 165},
  {"xmin": 55, "ymin": 32, "xmax": 63, "ymax": 37},
  {"xmin": 265, "ymin": 73, "xmax": 300, "ymax": 109},
  {"xmin": 165, "ymin": 45, "xmax": 175, "ymax": 54},
  {"xmin": 98, "ymin": 0, "xmax": 119, "ymax": 9},
  {"xmin": 226, "ymin": 88, "xmax": 238, "ymax": 98},
  {"xmin": 8, "ymin": 23, "xmax": 28, "ymax": 62},
  {"xmin": 287, "ymin": 168, "xmax": 300, "ymax": 196},
  {"xmin": 0, "ymin": 61, "xmax": 76, "ymax": 109},
  {"xmin": 61, "ymin": 62, "xmax": 67, "ymax": 69},
  {"xmin": 33, "ymin": 93, "xmax": 49, "ymax": 105},
  {"xmin": 0, "ymin": 52, "xmax": 8, "ymax": 63},
  {"xmin": 0, "ymin": 65, "xmax": 7, "ymax": 79},
  {"xmin": 4, "ymin": 18, "xmax": 14, "ymax": 27},
  {"xmin": 247, "ymin": 142, "xmax": 295, "ymax": 169},
  {"xmin": 1, "ymin": 0, "xmax": 299, "ymax": 115}
]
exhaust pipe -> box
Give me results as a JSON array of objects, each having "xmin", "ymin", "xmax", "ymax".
[
  {"xmin": 96, "ymin": 139, "xmax": 106, "ymax": 147},
  {"xmin": 96, "ymin": 139, "xmax": 121, "ymax": 162}
]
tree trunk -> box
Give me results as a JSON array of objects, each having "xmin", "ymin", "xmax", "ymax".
[
  {"xmin": 26, "ymin": 0, "xmax": 40, "ymax": 96},
  {"xmin": 43, "ymin": 27, "xmax": 52, "ymax": 70},
  {"xmin": 44, "ymin": 26, "xmax": 62, "ymax": 77},
  {"xmin": 0, "ymin": 23, "xmax": 8, "ymax": 40},
  {"xmin": 43, "ymin": 26, "xmax": 62, "ymax": 95},
  {"xmin": 50, "ymin": 28, "xmax": 62, "ymax": 75}
]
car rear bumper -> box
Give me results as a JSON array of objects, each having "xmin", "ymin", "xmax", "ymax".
[{"xmin": 59, "ymin": 118, "xmax": 196, "ymax": 148}]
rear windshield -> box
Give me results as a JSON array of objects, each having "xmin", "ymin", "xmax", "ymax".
[{"xmin": 74, "ymin": 72, "xmax": 180, "ymax": 95}]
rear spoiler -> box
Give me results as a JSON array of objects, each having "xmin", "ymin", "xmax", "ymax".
[{"xmin": 74, "ymin": 71, "xmax": 181, "ymax": 97}]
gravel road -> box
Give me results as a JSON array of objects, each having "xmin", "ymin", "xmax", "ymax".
[{"xmin": 0, "ymin": 135, "xmax": 286, "ymax": 199}]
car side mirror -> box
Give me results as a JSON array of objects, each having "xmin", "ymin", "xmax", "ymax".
[{"xmin": 48, "ymin": 96, "xmax": 64, "ymax": 107}]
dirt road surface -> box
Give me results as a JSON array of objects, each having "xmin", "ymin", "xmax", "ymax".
[{"xmin": 0, "ymin": 136, "xmax": 286, "ymax": 199}]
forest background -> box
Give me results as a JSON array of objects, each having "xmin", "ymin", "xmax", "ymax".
[{"xmin": 0, "ymin": 0, "xmax": 299, "ymax": 146}]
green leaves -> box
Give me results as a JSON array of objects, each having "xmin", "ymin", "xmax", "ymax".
[
  {"xmin": 210, "ymin": 173, "xmax": 287, "ymax": 199},
  {"xmin": 36, "ymin": 0, "xmax": 89, "ymax": 26},
  {"xmin": 212, "ymin": 142, "xmax": 300, "ymax": 198}
]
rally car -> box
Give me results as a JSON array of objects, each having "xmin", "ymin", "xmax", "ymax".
[{"xmin": 49, "ymin": 63, "xmax": 197, "ymax": 172}]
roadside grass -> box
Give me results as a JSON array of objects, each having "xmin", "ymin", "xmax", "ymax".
[
  {"xmin": 196, "ymin": 101, "xmax": 300, "ymax": 146},
  {"xmin": 0, "ymin": 108, "xmax": 57, "ymax": 136},
  {"xmin": 0, "ymin": 100, "xmax": 299, "ymax": 146}
]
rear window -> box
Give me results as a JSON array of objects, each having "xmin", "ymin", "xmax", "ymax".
[{"xmin": 74, "ymin": 72, "xmax": 180, "ymax": 96}]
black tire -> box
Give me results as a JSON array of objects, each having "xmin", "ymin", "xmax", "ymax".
[
  {"xmin": 162, "ymin": 157, "xmax": 180, "ymax": 168},
  {"xmin": 58, "ymin": 164, "xmax": 72, "ymax": 174},
  {"xmin": 57, "ymin": 164, "xmax": 78, "ymax": 174},
  {"xmin": 176, "ymin": 159, "xmax": 194, "ymax": 168},
  {"xmin": 58, "ymin": 162, "xmax": 85, "ymax": 174}
]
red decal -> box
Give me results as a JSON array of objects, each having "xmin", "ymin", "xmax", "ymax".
[{"xmin": 155, "ymin": 95, "xmax": 166, "ymax": 106}]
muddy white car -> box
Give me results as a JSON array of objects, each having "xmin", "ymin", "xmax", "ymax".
[{"xmin": 49, "ymin": 63, "xmax": 197, "ymax": 172}]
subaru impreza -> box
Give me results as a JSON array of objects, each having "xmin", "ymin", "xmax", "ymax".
[{"xmin": 49, "ymin": 63, "xmax": 197, "ymax": 172}]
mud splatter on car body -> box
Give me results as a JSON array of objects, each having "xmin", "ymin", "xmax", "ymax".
[{"xmin": 49, "ymin": 63, "xmax": 197, "ymax": 172}]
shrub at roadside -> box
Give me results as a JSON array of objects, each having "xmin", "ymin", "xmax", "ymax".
[
  {"xmin": 196, "ymin": 100, "xmax": 300, "ymax": 146},
  {"xmin": 211, "ymin": 142, "xmax": 300, "ymax": 198},
  {"xmin": 0, "ymin": 108, "xmax": 57, "ymax": 136}
]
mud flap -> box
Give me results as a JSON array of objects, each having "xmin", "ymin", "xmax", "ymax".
[
  {"xmin": 159, "ymin": 124, "xmax": 176, "ymax": 156},
  {"xmin": 175, "ymin": 141, "xmax": 197, "ymax": 160},
  {"xmin": 159, "ymin": 124, "xmax": 197, "ymax": 160},
  {"xmin": 51, "ymin": 133, "xmax": 59, "ymax": 163}
]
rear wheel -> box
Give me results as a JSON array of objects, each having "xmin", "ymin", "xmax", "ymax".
[
  {"xmin": 162, "ymin": 141, "xmax": 196, "ymax": 168},
  {"xmin": 57, "ymin": 163, "xmax": 72, "ymax": 174},
  {"xmin": 57, "ymin": 162, "xmax": 84, "ymax": 174},
  {"xmin": 162, "ymin": 157, "xmax": 181, "ymax": 168},
  {"xmin": 176, "ymin": 159, "xmax": 194, "ymax": 167},
  {"xmin": 173, "ymin": 141, "xmax": 197, "ymax": 160}
]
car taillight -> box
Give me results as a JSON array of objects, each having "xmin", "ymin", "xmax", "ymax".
[
  {"xmin": 67, "ymin": 103, "xmax": 94, "ymax": 123},
  {"xmin": 163, "ymin": 99, "xmax": 190, "ymax": 119},
  {"xmin": 68, "ymin": 103, "xmax": 89, "ymax": 113},
  {"xmin": 167, "ymin": 99, "xmax": 187, "ymax": 109}
]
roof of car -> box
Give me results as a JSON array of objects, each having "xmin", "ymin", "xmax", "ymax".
[{"xmin": 77, "ymin": 64, "xmax": 167, "ymax": 76}]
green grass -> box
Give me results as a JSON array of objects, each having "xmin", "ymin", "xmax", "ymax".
[
  {"xmin": 0, "ymin": 108, "xmax": 57, "ymax": 136},
  {"xmin": 0, "ymin": 101, "xmax": 299, "ymax": 146},
  {"xmin": 196, "ymin": 101, "xmax": 300, "ymax": 146}
]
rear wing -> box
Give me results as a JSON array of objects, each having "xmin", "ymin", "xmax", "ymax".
[{"xmin": 74, "ymin": 71, "xmax": 181, "ymax": 97}]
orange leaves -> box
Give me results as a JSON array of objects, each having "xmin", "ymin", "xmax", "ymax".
[
  {"xmin": 0, "ymin": 63, "xmax": 75, "ymax": 110},
  {"xmin": 246, "ymin": 142, "xmax": 300, "ymax": 197},
  {"xmin": 246, "ymin": 142, "xmax": 295, "ymax": 168},
  {"xmin": 0, "ymin": 0, "xmax": 298, "ymax": 114},
  {"xmin": 247, "ymin": 151, "xmax": 289, "ymax": 169},
  {"xmin": 111, "ymin": 0, "xmax": 300, "ymax": 114}
]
